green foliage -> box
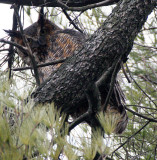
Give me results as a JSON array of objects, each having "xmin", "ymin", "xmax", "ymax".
[
  {"xmin": 26, "ymin": 6, "xmax": 31, "ymax": 16},
  {"xmin": 117, "ymin": 11, "xmax": 157, "ymax": 159},
  {"xmin": 98, "ymin": 112, "xmax": 119, "ymax": 135},
  {"xmin": 0, "ymin": 73, "xmax": 68, "ymax": 159}
]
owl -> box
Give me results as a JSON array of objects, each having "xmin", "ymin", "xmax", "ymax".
[
  {"xmin": 7, "ymin": 11, "xmax": 128, "ymax": 134},
  {"xmin": 7, "ymin": 15, "xmax": 84, "ymax": 84}
]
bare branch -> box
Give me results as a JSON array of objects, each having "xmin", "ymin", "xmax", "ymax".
[
  {"xmin": 125, "ymin": 107, "xmax": 157, "ymax": 122},
  {"xmin": 12, "ymin": 4, "xmax": 41, "ymax": 86},
  {"xmin": 62, "ymin": 9, "xmax": 83, "ymax": 33},
  {"xmin": 12, "ymin": 58, "xmax": 67, "ymax": 71},
  {"xmin": 121, "ymin": 63, "xmax": 131, "ymax": 83},
  {"xmin": 126, "ymin": 105, "xmax": 157, "ymax": 111},
  {"xmin": 102, "ymin": 56, "xmax": 122, "ymax": 111},
  {"xmin": 0, "ymin": 39, "xmax": 27, "ymax": 53},
  {"xmin": 0, "ymin": 0, "xmax": 120, "ymax": 9},
  {"xmin": 140, "ymin": 27, "xmax": 157, "ymax": 32},
  {"xmin": 138, "ymin": 75, "xmax": 157, "ymax": 85},
  {"xmin": 134, "ymin": 42, "xmax": 157, "ymax": 50},
  {"xmin": 68, "ymin": 112, "xmax": 89, "ymax": 132},
  {"xmin": 8, "ymin": 6, "xmax": 19, "ymax": 78},
  {"xmin": 126, "ymin": 64, "xmax": 157, "ymax": 107},
  {"xmin": 111, "ymin": 121, "xmax": 150, "ymax": 154},
  {"xmin": 57, "ymin": 0, "xmax": 119, "ymax": 11}
]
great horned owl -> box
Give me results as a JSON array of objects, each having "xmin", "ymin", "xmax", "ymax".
[
  {"xmin": 7, "ymin": 11, "xmax": 128, "ymax": 134},
  {"xmin": 7, "ymin": 15, "xmax": 84, "ymax": 84}
]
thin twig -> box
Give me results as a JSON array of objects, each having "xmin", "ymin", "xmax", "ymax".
[
  {"xmin": 12, "ymin": 58, "xmax": 67, "ymax": 71},
  {"xmin": 121, "ymin": 63, "xmax": 131, "ymax": 83},
  {"xmin": 102, "ymin": 57, "xmax": 122, "ymax": 111},
  {"xmin": 126, "ymin": 64, "xmax": 157, "ymax": 107},
  {"xmin": 57, "ymin": 0, "xmax": 119, "ymax": 12},
  {"xmin": 11, "ymin": 4, "xmax": 40, "ymax": 86},
  {"xmin": 96, "ymin": 58, "xmax": 119, "ymax": 87},
  {"xmin": 0, "ymin": 49, "xmax": 10, "ymax": 52},
  {"xmin": 140, "ymin": 27, "xmax": 157, "ymax": 32},
  {"xmin": 8, "ymin": 6, "xmax": 19, "ymax": 78},
  {"xmin": 68, "ymin": 112, "xmax": 89, "ymax": 132},
  {"xmin": 126, "ymin": 105, "xmax": 157, "ymax": 111},
  {"xmin": 112, "ymin": 121, "xmax": 150, "ymax": 154},
  {"xmin": 134, "ymin": 42, "xmax": 157, "ymax": 50},
  {"xmin": 62, "ymin": 9, "xmax": 83, "ymax": 33},
  {"xmin": 138, "ymin": 74, "xmax": 157, "ymax": 85},
  {"xmin": 125, "ymin": 107, "xmax": 157, "ymax": 122},
  {"xmin": 0, "ymin": 39, "xmax": 27, "ymax": 53}
]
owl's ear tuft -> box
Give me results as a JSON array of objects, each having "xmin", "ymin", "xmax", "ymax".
[
  {"xmin": 38, "ymin": 7, "xmax": 45, "ymax": 26},
  {"xmin": 4, "ymin": 30, "xmax": 21, "ymax": 38}
]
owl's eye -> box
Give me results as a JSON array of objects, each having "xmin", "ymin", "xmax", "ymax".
[
  {"xmin": 38, "ymin": 36, "xmax": 46, "ymax": 46},
  {"xmin": 40, "ymin": 29, "xmax": 46, "ymax": 35}
]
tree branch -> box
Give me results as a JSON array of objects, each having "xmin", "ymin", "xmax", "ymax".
[
  {"xmin": 0, "ymin": 39, "xmax": 27, "ymax": 53},
  {"xmin": 126, "ymin": 105, "xmax": 157, "ymax": 111},
  {"xmin": 12, "ymin": 4, "xmax": 41, "ymax": 86},
  {"xmin": 8, "ymin": 6, "xmax": 19, "ymax": 78},
  {"xmin": 32, "ymin": 0, "xmax": 156, "ymax": 115},
  {"xmin": 111, "ymin": 121, "xmax": 150, "ymax": 154},
  {"xmin": 138, "ymin": 74, "xmax": 157, "ymax": 85},
  {"xmin": 102, "ymin": 56, "xmax": 122, "ymax": 111},
  {"xmin": 125, "ymin": 107, "xmax": 157, "ymax": 122},
  {"xmin": 68, "ymin": 112, "xmax": 89, "ymax": 132},
  {"xmin": 0, "ymin": 0, "xmax": 120, "ymax": 9},
  {"xmin": 57, "ymin": 0, "xmax": 119, "ymax": 11},
  {"xmin": 126, "ymin": 64, "xmax": 157, "ymax": 107},
  {"xmin": 62, "ymin": 9, "xmax": 83, "ymax": 33},
  {"xmin": 121, "ymin": 63, "xmax": 131, "ymax": 83},
  {"xmin": 68, "ymin": 83, "xmax": 101, "ymax": 132},
  {"xmin": 12, "ymin": 58, "xmax": 67, "ymax": 71}
]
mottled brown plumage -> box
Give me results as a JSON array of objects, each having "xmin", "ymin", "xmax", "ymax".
[
  {"xmin": 8, "ymin": 19, "xmax": 84, "ymax": 83},
  {"xmin": 7, "ymin": 15, "xmax": 128, "ymax": 134}
]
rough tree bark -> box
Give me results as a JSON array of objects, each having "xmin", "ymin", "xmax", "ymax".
[
  {"xmin": 0, "ymin": 0, "xmax": 120, "ymax": 8},
  {"xmin": 30, "ymin": 0, "xmax": 156, "ymax": 114}
]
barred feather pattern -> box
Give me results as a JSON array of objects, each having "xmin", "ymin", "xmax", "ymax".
[
  {"xmin": 38, "ymin": 30, "xmax": 84, "ymax": 83},
  {"xmin": 9, "ymin": 19, "xmax": 128, "ymax": 134}
]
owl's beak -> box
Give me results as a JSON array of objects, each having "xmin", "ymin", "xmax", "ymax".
[{"xmin": 4, "ymin": 30, "xmax": 21, "ymax": 38}]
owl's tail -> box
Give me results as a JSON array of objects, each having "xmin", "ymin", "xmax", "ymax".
[
  {"xmin": 96, "ymin": 80, "xmax": 128, "ymax": 134},
  {"xmin": 104, "ymin": 104, "xmax": 128, "ymax": 134}
]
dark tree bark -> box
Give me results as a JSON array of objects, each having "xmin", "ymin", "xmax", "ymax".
[
  {"xmin": 0, "ymin": 0, "xmax": 120, "ymax": 8},
  {"xmin": 31, "ymin": 0, "xmax": 156, "ymax": 114}
]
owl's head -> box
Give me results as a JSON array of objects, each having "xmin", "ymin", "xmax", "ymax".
[
  {"xmin": 6, "ymin": 17, "xmax": 60, "ymax": 47},
  {"xmin": 5, "ymin": 10, "xmax": 61, "ymax": 65}
]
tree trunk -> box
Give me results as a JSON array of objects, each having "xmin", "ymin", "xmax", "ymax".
[{"xmin": 31, "ymin": 0, "xmax": 156, "ymax": 114}]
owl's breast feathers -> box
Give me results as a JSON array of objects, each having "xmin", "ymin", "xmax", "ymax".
[{"xmin": 36, "ymin": 21, "xmax": 85, "ymax": 83}]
